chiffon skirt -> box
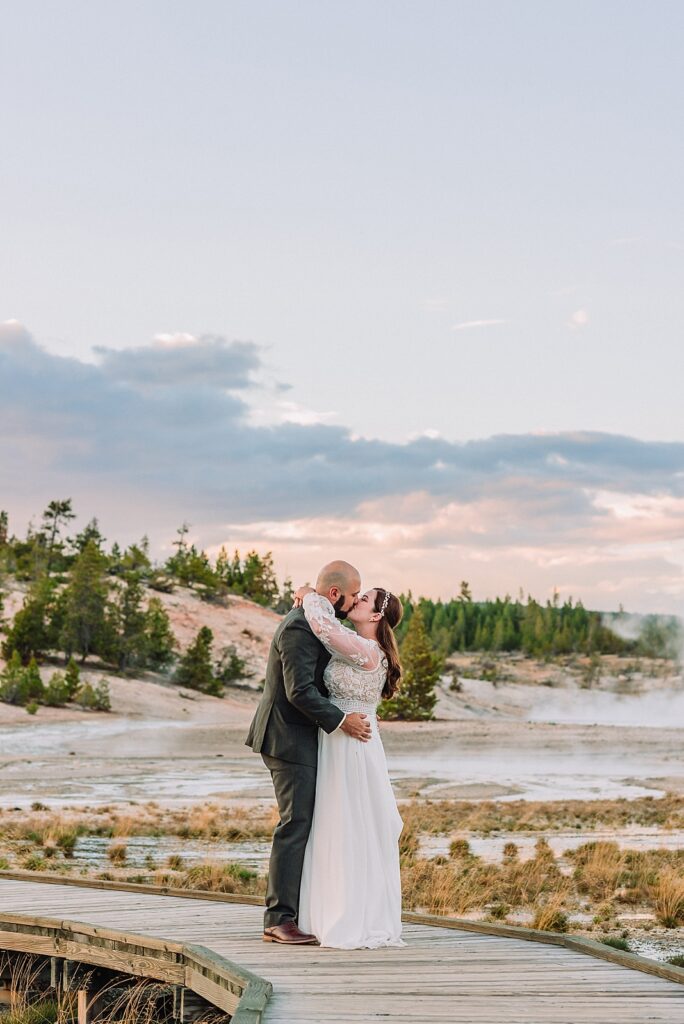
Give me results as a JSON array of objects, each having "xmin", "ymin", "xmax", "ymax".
[{"xmin": 298, "ymin": 701, "xmax": 405, "ymax": 949}]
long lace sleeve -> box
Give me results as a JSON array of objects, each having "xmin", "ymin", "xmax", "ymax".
[{"xmin": 302, "ymin": 593, "xmax": 381, "ymax": 671}]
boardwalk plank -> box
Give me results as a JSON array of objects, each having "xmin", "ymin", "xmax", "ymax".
[{"xmin": 0, "ymin": 880, "xmax": 682, "ymax": 1023}]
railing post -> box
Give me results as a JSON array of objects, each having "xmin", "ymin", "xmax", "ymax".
[
  {"xmin": 50, "ymin": 956, "xmax": 62, "ymax": 991},
  {"xmin": 77, "ymin": 987, "xmax": 104, "ymax": 1024}
]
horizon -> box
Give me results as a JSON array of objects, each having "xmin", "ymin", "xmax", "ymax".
[{"xmin": 1, "ymin": 499, "xmax": 679, "ymax": 621}]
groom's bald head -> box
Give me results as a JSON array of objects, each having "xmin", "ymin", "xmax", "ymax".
[{"xmin": 316, "ymin": 560, "xmax": 361, "ymax": 617}]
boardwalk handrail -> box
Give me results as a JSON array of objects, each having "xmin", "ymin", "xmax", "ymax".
[
  {"xmin": 0, "ymin": 909, "xmax": 272, "ymax": 1023},
  {"xmin": 1, "ymin": 869, "xmax": 683, "ymax": 991}
]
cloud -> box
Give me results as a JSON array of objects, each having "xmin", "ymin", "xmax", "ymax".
[
  {"xmin": 93, "ymin": 333, "xmax": 260, "ymax": 389},
  {"xmin": 2, "ymin": 322, "xmax": 684, "ymax": 611},
  {"xmin": 452, "ymin": 319, "xmax": 508, "ymax": 331},
  {"xmin": 245, "ymin": 398, "xmax": 338, "ymax": 428},
  {"xmin": 569, "ymin": 309, "xmax": 589, "ymax": 328}
]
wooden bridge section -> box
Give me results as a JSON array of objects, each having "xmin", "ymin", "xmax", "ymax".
[{"xmin": 1, "ymin": 876, "xmax": 683, "ymax": 1023}]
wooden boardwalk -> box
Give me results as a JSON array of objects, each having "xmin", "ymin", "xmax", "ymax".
[{"xmin": 1, "ymin": 878, "xmax": 683, "ymax": 1023}]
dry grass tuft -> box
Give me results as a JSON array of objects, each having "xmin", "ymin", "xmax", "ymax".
[
  {"xmin": 107, "ymin": 842, "xmax": 127, "ymax": 865},
  {"xmin": 532, "ymin": 894, "xmax": 570, "ymax": 932},
  {"xmin": 571, "ymin": 841, "xmax": 627, "ymax": 900},
  {"xmin": 166, "ymin": 861, "xmax": 266, "ymax": 897},
  {"xmin": 399, "ymin": 793, "xmax": 684, "ymax": 836},
  {"xmin": 653, "ymin": 869, "xmax": 684, "ymax": 927}
]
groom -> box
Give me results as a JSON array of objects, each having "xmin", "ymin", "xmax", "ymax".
[{"xmin": 246, "ymin": 559, "xmax": 372, "ymax": 944}]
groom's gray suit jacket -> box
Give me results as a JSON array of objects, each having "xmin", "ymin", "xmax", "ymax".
[{"xmin": 245, "ymin": 607, "xmax": 344, "ymax": 766}]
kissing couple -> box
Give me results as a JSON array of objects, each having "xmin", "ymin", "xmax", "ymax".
[{"xmin": 246, "ymin": 560, "xmax": 405, "ymax": 949}]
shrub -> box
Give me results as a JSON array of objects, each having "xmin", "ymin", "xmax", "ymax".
[
  {"xmin": 75, "ymin": 678, "xmax": 111, "ymax": 711},
  {"xmin": 502, "ymin": 842, "xmax": 519, "ymax": 863},
  {"xmin": 487, "ymin": 902, "xmax": 510, "ymax": 921},
  {"xmin": 215, "ymin": 644, "xmax": 250, "ymax": 685},
  {"xmin": 93, "ymin": 677, "xmax": 111, "ymax": 710},
  {"xmin": 0, "ymin": 652, "xmax": 39, "ymax": 705},
  {"xmin": 42, "ymin": 671, "xmax": 70, "ymax": 706},
  {"xmin": 449, "ymin": 838, "xmax": 472, "ymax": 859},
  {"xmin": 0, "ymin": 998, "xmax": 59, "ymax": 1023},
  {"xmin": 600, "ymin": 935, "xmax": 631, "ymax": 952},
  {"xmin": 22, "ymin": 854, "xmax": 47, "ymax": 872}
]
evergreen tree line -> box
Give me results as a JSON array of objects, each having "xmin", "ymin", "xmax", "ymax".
[
  {"xmin": 393, "ymin": 581, "xmax": 679, "ymax": 661},
  {"xmin": 0, "ymin": 541, "xmax": 178, "ymax": 673},
  {"xmin": 1, "ymin": 503, "xmax": 679, "ymax": 720},
  {"xmin": 0, "ymin": 503, "xmax": 292, "ymax": 610},
  {"xmin": 0, "ymin": 503, "xmax": 252, "ymax": 702}
]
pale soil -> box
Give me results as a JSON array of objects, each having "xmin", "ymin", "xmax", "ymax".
[
  {"xmin": 0, "ymin": 582, "xmax": 682, "ymax": 805},
  {"xmin": 0, "ymin": 581, "xmax": 279, "ymax": 725}
]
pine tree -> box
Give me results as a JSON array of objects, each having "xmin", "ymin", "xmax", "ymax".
[
  {"xmin": 273, "ymin": 577, "xmax": 295, "ymax": 614},
  {"xmin": 41, "ymin": 498, "xmax": 76, "ymax": 571},
  {"xmin": 71, "ymin": 517, "xmax": 106, "ymax": 555},
  {"xmin": 378, "ymin": 609, "xmax": 440, "ymax": 721},
  {"xmin": 110, "ymin": 574, "xmax": 148, "ymax": 671},
  {"xmin": 64, "ymin": 657, "xmax": 81, "ymax": 700},
  {"xmin": 215, "ymin": 546, "xmax": 230, "ymax": 582},
  {"xmin": 144, "ymin": 597, "xmax": 177, "ymax": 669},
  {"xmin": 174, "ymin": 626, "xmax": 222, "ymax": 695},
  {"xmin": 59, "ymin": 540, "xmax": 109, "ymax": 663},
  {"xmin": 24, "ymin": 657, "xmax": 45, "ymax": 702},
  {"xmin": 1, "ymin": 576, "xmax": 57, "ymax": 662},
  {"xmin": 241, "ymin": 551, "xmax": 279, "ymax": 606}
]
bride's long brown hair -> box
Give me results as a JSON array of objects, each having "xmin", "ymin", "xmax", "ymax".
[{"xmin": 373, "ymin": 588, "xmax": 403, "ymax": 699}]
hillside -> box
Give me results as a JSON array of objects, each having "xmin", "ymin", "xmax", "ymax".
[{"xmin": 0, "ymin": 580, "xmax": 281, "ymax": 725}]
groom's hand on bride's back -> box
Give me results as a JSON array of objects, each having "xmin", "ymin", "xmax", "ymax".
[{"xmin": 341, "ymin": 712, "xmax": 372, "ymax": 742}]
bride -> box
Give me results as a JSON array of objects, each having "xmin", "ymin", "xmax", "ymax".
[{"xmin": 293, "ymin": 584, "xmax": 405, "ymax": 949}]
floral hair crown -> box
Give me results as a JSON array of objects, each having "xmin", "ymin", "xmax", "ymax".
[{"xmin": 379, "ymin": 590, "xmax": 391, "ymax": 617}]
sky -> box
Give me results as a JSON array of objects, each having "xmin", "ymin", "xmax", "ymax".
[{"xmin": 1, "ymin": 1, "xmax": 683, "ymax": 612}]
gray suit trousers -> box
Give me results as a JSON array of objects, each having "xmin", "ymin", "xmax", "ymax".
[{"xmin": 262, "ymin": 753, "xmax": 317, "ymax": 929}]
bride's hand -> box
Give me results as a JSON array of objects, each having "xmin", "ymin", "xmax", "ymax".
[{"xmin": 293, "ymin": 584, "xmax": 315, "ymax": 608}]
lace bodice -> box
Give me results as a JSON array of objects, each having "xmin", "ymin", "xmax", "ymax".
[{"xmin": 302, "ymin": 593, "xmax": 387, "ymax": 709}]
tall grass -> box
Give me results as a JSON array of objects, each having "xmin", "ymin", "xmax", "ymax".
[
  {"xmin": 653, "ymin": 869, "xmax": 684, "ymax": 927},
  {"xmin": 0, "ymin": 955, "xmax": 229, "ymax": 1023}
]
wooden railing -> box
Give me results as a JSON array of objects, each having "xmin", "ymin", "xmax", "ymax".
[{"xmin": 0, "ymin": 910, "xmax": 271, "ymax": 1023}]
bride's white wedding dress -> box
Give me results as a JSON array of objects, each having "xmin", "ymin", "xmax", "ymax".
[{"xmin": 297, "ymin": 593, "xmax": 405, "ymax": 949}]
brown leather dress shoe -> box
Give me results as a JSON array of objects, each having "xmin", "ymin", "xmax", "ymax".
[{"xmin": 263, "ymin": 921, "xmax": 319, "ymax": 945}]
